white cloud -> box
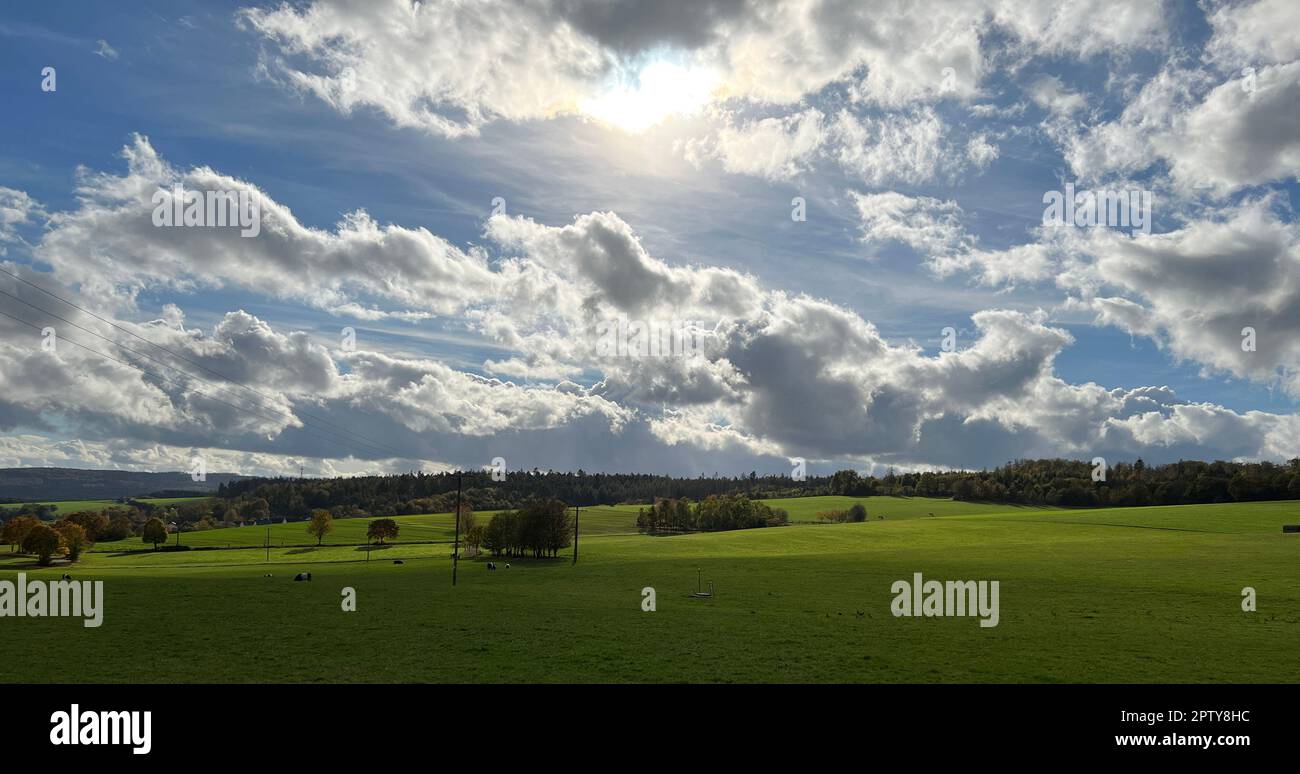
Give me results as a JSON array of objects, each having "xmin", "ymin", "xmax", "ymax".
[
  {"xmin": 0, "ymin": 187, "xmax": 45, "ymax": 246},
  {"xmin": 851, "ymin": 191, "xmax": 970, "ymax": 256},
  {"xmin": 1080, "ymin": 200, "xmax": 1300, "ymax": 393},
  {"xmin": 1064, "ymin": 59, "xmax": 1300, "ymax": 194},
  {"xmin": 852, "ymin": 192, "xmax": 1055, "ymax": 285},
  {"xmin": 1159, "ymin": 61, "xmax": 1300, "ymax": 193},
  {"xmin": 1206, "ymin": 0, "xmax": 1300, "ymax": 67},
  {"xmin": 238, "ymin": 0, "xmax": 1168, "ymax": 137},
  {"xmin": 1028, "ymin": 74, "xmax": 1087, "ymax": 117},
  {"xmin": 11, "ymin": 135, "xmax": 1300, "ymax": 472},
  {"xmin": 35, "ymin": 135, "xmax": 501, "ymax": 317},
  {"xmin": 692, "ymin": 108, "xmax": 827, "ymax": 181}
]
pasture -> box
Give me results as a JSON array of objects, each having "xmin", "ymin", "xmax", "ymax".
[
  {"xmin": 0, "ymin": 498, "xmax": 1296, "ymax": 683},
  {"xmin": 8, "ymin": 496, "xmax": 210, "ymax": 517}
]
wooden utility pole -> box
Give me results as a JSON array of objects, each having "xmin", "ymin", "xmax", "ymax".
[
  {"xmin": 452, "ymin": 472, "xmax": 462, "ymax": 586},
  {"xmin": 572, "ymin": 504, "xmax": 580, "ymax": 564}
]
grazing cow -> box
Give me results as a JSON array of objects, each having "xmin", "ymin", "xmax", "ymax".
[
  {"xmin": 393, "ymin": 559, "xmax": 404, "ymax": 565},
  {"xmin": 263, "ymin": 573, "xmax": 273, "ymax": 578},
  {"xmin": 294, "ymin": 572, "xmax": 312, "ymax": 581},
  {"xmin": 505, "ymin": 563, "xmax": 511, "ymax": 570},
  {"xmin": 487, "ymin": 562, "xmax": 496, "ymax": 571},
  {"xmin": 60, "ymin": 573, "xmax": 72, "ymax": 580}
]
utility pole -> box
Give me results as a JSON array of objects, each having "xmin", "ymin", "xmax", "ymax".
[
  {"xmin": 452, "ymin": 472, "xmax": 462, "ymax": 586},
  {"xmin": 265, "ymin": 527, "xmax": 270, "ymax": 562},
  {"xmin": 572, "ymin": 504, "xmax": 580, "ymax": 564}
]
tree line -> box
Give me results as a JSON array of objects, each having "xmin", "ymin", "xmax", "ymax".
[
  {"xmin": 475, "ymin": 500, "xmax": 572, "ymax": 558},
  {"xmin": 208, "ymin": 458, "xmax": 1300, "ymax": 519},
  {"xmin": 826, "ymin": 458, "xmax": 1300, "ymax": 507},
  {"xmin": 635, "ymin": 495, "xmax": 789, "ymax": 533},
  {"xmin": 5, "ymin": 457, "xmax": 1300, "ymax": 540}
]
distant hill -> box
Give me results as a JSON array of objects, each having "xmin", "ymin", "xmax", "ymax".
[{"xmin": 0, "ymin": 467, "xmax": 248, "ymax": 501}]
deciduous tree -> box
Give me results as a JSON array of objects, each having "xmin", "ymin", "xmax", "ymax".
[
  {"xmin": 55, "ymin": 522, "xmax": 89, "ymax": 562},
  {"xmin": 142, "ymin": 517, "xmax": 168, "ymax": 550},
  {"xmin": 22, "ymin": 523, "xmax": 61, "ymax": 565},
  {"xmin": 307, "ymin": 509, "xmax": 333, "ymax": 546},
  {"xmin": 2, "ymin": 515, "xmax": 39, "ymax": 552},
  {"xmin": 367, "ymin": 518, "xmax": 399, "ymax": 544}
]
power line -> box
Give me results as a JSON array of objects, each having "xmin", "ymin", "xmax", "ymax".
[{"xmin": 0, "ymin": 265, "xmax": 415, "ymax": 460}]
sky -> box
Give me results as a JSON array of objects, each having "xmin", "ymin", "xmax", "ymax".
[{"xmin": 0, "ymin": 0, "xmax": 1298, "ymax": 479}]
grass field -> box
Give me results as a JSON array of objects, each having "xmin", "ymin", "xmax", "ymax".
[
  {"xmin": 91, "ymin": 502, "xmax": 645, "ymax": 551},
  {"xmin": 8, "ymin": 496, "xmax": 210, "ymax": 516},
  {"xmin": 762, "ymin": 494, "xmax": 1050, "ymax": 521},
  {"xmin": 1, "ymin": 497, "xmax": 1296, "ymax": 683},
  {"xmin": 91, "ymin": 495, "xmax": 1030, "ymax": 552}
]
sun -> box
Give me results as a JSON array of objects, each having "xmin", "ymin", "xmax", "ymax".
[{"xmin": 579, "ymin": 59, "xmax": 720, "ymax": 133}]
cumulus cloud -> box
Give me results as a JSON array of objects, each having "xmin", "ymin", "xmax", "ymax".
[
  {"xmin": 689, "ymin": 105, "xmax": 990, "ymax": 185},
  {"xmin": 852, "ymin": 192, "xmax": 1055, "ymax": 285},
  {"xmin": 905, "ymin": 192, "xmax": 1300, "ymax": 397},
  {"xmin": 1064, "ymin": 56, "xmax": 1300, "ymax": 194},
  {"xmin": 1161, "ymin": 61, "xmax": 1300, "ymax": 193},
  {"xmin": 1206, "ymin": 0, "xmax": 1300, "ymax": 67},
  {"xmin": 0, "ymin": 187, "xmax": 45, "ymax": 247},
  {"xmin": 0, "ymin": 433, "xmax": 430, "ymax": 478},
  {"xmin": 1078, "ymin": 200, "xmax": 1300, "ymax": 393},
  {"xmin": 35, "ymin": 134, "xmax": 500, "ymax": 317},
  {"xmin": 851, "ymin": 191, "xmax": 970, "ymax": 256},
  {"xmin": 686, "ymin": 107, "xmax": 827, "ymax": 181},
  {"xmin": 1028, "ymin": 74, "xmax": 1087, "ymax": 117},
  {"xmin": 10, "ymin": 131, "xmax": 1300, "ymax": 473},
  {"xmin": 238, "ymin": 0, "xmax": 1169, "ymax": 137}
]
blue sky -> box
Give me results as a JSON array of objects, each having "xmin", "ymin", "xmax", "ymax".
[{"xmin": 1, "ymin": 0, "xmax": 1299, "ymax": 477}]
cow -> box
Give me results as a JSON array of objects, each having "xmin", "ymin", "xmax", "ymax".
[
  {"xmin": 393, "ymin": 559, "xmax": 404, "ymax": 565},
  {"xmin": 60, "ymin": 573, "xmax": 72, "ymax": 580},
  {"xmin": 505, "ymin": 563, "xmax": 511, "ymax": 570},
  {"xmin": 487, "ymin": 562, "xmax": 497, "ymax": 571},
  {"xmin": 294, "ymin": 572, "xmax": 312, "ymax": 581}
]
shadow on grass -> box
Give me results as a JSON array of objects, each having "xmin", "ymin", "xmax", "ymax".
[
  {"xmin": 0, "ymin": 553, "xmax": 68, "ymax": 570},
  {"xmin": 464, "ymin": 555, "xmax": 573, "ymax": 571}
]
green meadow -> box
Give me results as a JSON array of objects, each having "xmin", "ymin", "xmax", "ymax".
[
  {"xmin": 10, "ymin": 496, "xmax": 210, "ymax": 516},
  {"xmin": 1, "ymin": 497, "xmax": 1297, "ymax": 683},
  {"xmin": 88, "ymin": 495, "xmax": 1030, "ymax": 552}
]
